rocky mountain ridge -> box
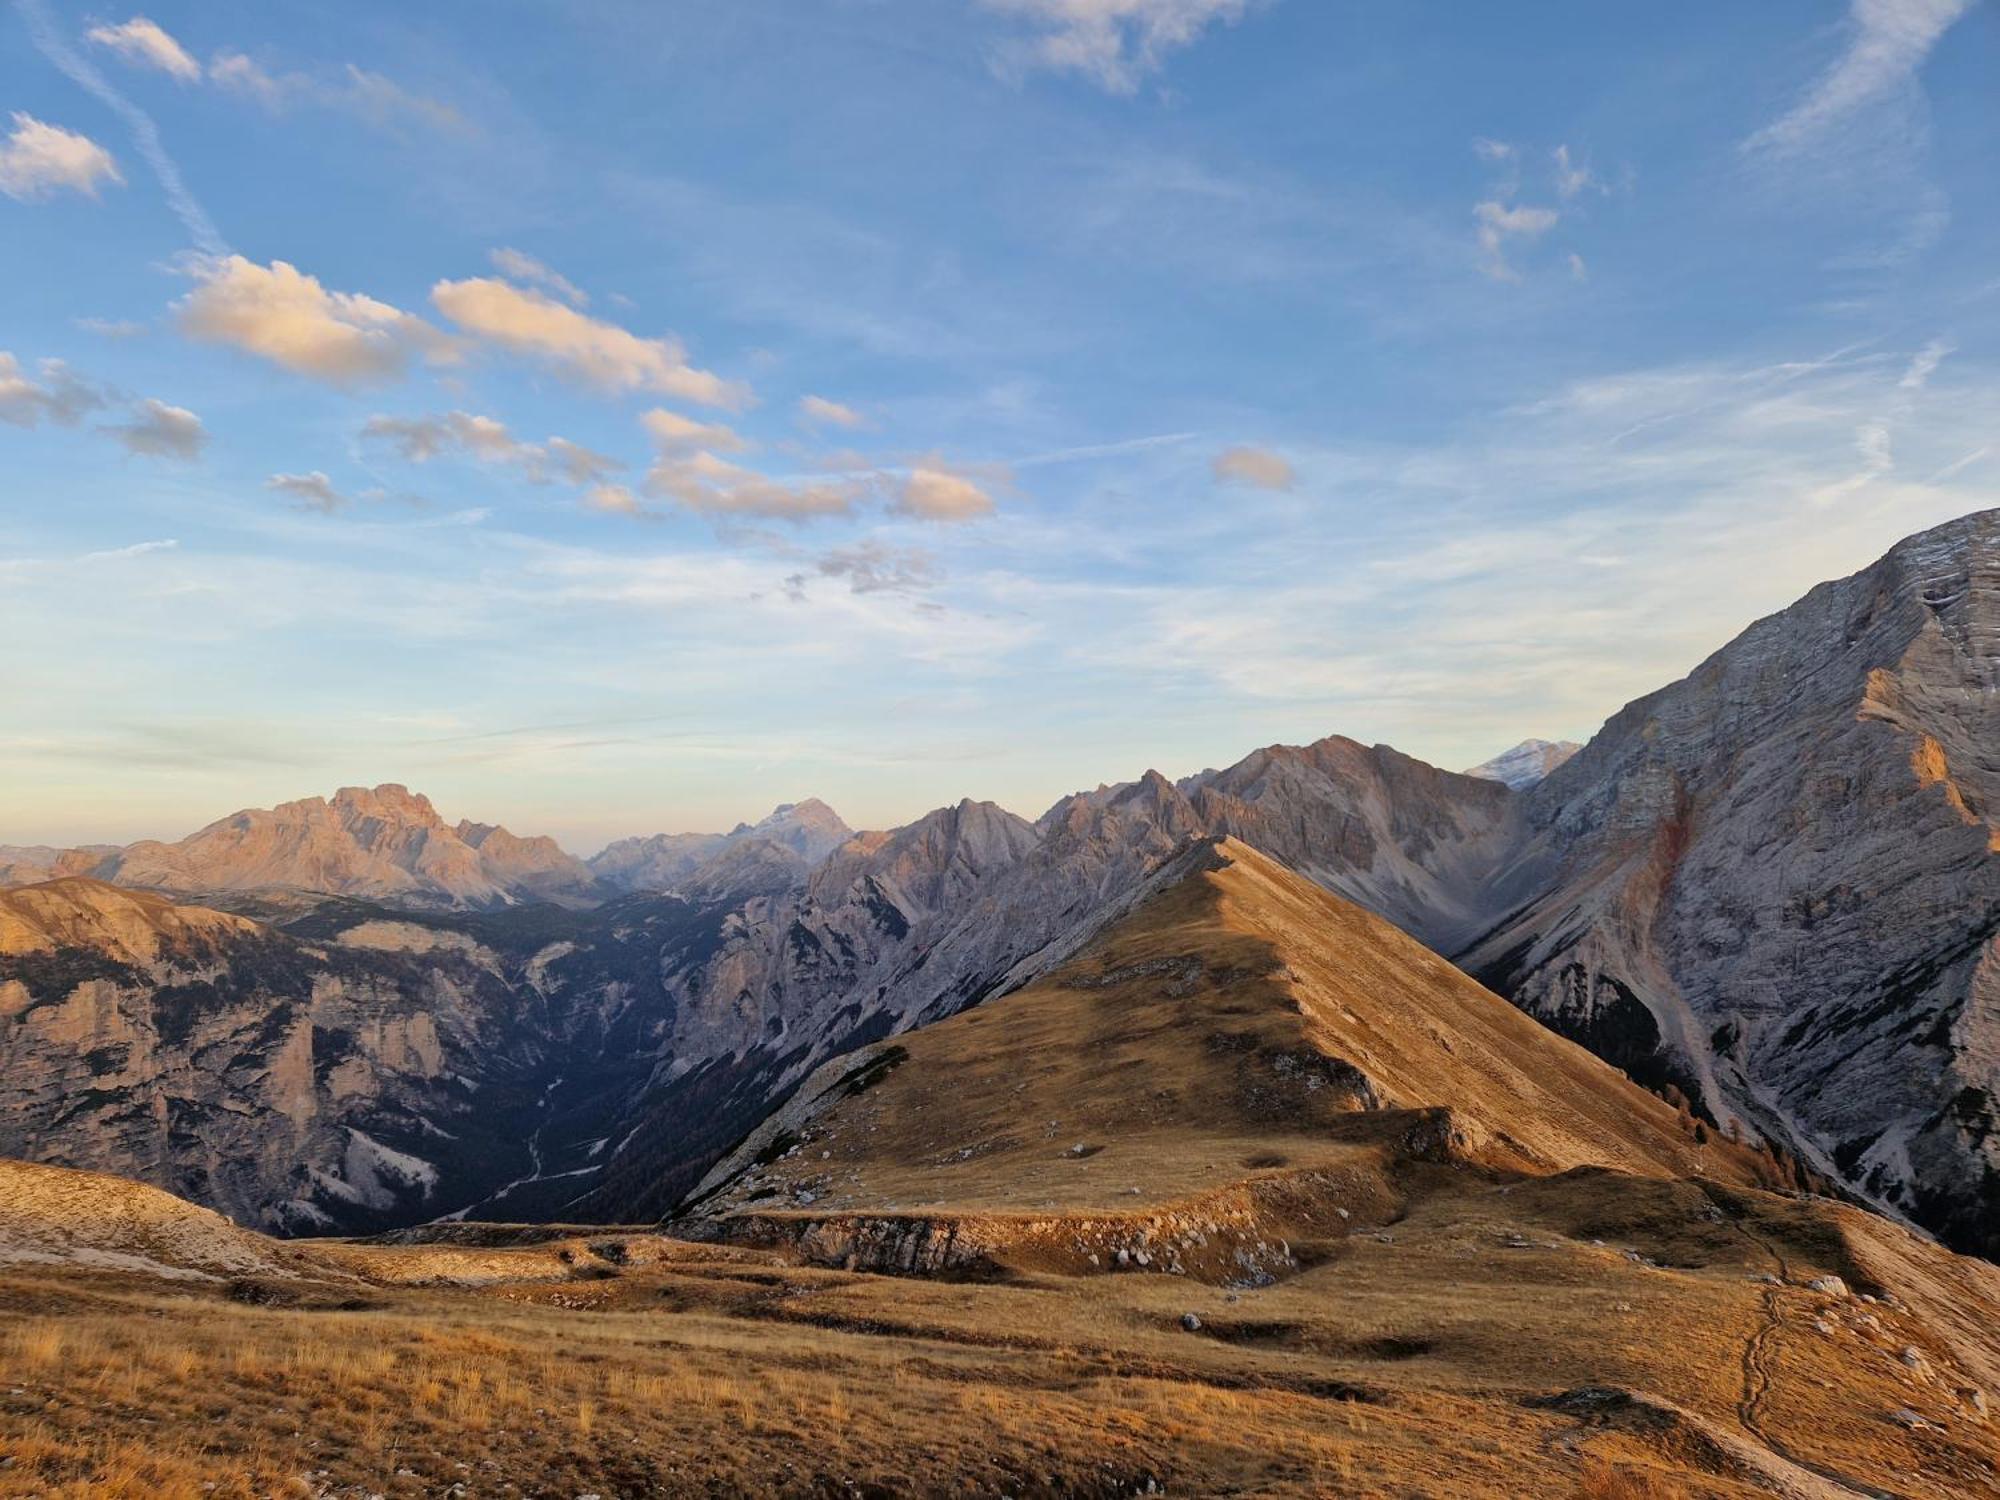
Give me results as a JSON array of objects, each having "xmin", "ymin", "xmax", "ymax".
[
  {"xmin": 5, "ymin": 511, "xmax": 1999, "ymax": 1259},
  {"xmin": 587, "ymin": 798, "xmax": 855, "ymax": 898},
  {"xmin": 8, "ymin": 785, "xmax": 603, "ymax": 912}
]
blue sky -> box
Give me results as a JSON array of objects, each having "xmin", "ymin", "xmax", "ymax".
[{"xmin": 2, "ymin": 0, "xmax": 1995, "ymax": 851}]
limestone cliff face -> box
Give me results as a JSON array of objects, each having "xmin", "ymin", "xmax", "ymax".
[
  {"xmin": 0, "ymin": 879, "xmax": 550, "ymax": 1232},
  {"xmin": 53, "ymin": 785, "xmax": 600, "ymax": 911},
  {"xmin": 1461, "ymin": 510, "xmax": 2000, "ymax": 1257}
]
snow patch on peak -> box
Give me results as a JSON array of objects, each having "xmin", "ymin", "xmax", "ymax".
[{"xmin": 1462, "ymin": 739, "xmax": 1582, "ymax": 790}]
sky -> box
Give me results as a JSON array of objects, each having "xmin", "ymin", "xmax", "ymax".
[{"xmin": 2, "ymin": 0, "xmax": 1996, "ymax": 853}]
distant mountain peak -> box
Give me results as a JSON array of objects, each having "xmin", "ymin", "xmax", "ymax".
[
  {"xmin": 1461, "ymin": 738, "xmax": 1582, "ymax": 790},
  {"xmin": 588, "ymin": 798, "xmax": 854, "ymax": 896},
  {"xmin": 9, "ymin": 786, "xmax": 597, "ymax": 911}
]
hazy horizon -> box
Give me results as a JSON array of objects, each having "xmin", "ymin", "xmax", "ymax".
[{"xmin": 6, "ymin": 1, "xmax": 1994, "ymax": 850}]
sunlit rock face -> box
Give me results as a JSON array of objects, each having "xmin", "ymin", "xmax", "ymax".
[
  {"xmin": 33, "ymin": 784, "xmax": 602, "ymax": 912},
  {"xmin": 1461, "ymin": 509, "xmax": 2000, "ymax": 1257}
]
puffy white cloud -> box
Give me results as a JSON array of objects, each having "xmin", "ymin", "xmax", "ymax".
[
  {"xmin": 0, "ymin": 112, "xmax": 122, "ymax": 200},
  {"xmin": 984, "ymin": 0, "xmax": 1251, "ymax": 94},
  {"xmin": 642, "ymin": 406, "xmax": 747, "ymax": 453},
  {"xmin": 645, "ymin": 450, "xmax": 865, "ymax": 521},
  {"xmin": 1746, "ymin": 0, "xmax": 1973, "ymax": 156},
  {"xmin": 104, "ymin": 398, "xmax": 204, "ymax": 460},
  {"xmin": 267, "ymin": 471, "xmax": 346, "ymax": 513},
  {"xmin": 85, "ymin": 17, "xmax": 201, "ymax": 81},
  {"xmin": 1474, "ymin": 200, "xmax": 1559, "ymax": 281},
  {"xmin": 1212, "ymin": 444, "xmax": 1294, "ymax": 491},
  {"xmin": 489, "ymin": 247, "xmax": 588, "ymax": 307},
  {"xmin": 798, "ymin": 394, "xmax": 865, "ymax": 429},
  {"xmin": 583, "ymin": 482, "xmax": 648, "ymax": 518},
  {"xmin": 176, "ymin": 256, "xmax": 456, "ymax": 386},
  {"xmin": 1471, "ymin": 137, "xmax": 1516, "ymax": 162},
  {"xmin": 362, "ymin": 410, "xmax": 622, "ymax": 486},
  {"xmin": 431, "ymin": 276, "xmax": 748, "ymax": 408},
  {"xmin": 0, "ymin": 353, "xmax": 105, "ymax": 427},
  {"xmin": 894, "ymin": 464, "xmax": 996, "ymax": 522}
]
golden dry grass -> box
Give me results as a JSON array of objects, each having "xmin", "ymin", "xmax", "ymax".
[
  {"xmin": 3, "ymin": 1169, "xmax": 1998, "ymax": 1500},
  {"xmin": 4, "ymin": 844, "xmax": 1997, "ymax": 1496}
]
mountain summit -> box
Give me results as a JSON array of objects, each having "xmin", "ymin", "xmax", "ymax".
[
  {"xmin": 588, "ymin": 798, "xmax": 854, "ymax": 895},
  {"xmin": 16, "ymin": 785, "xmax": 599, "ymax": 911},
  {"xmin": 1462, "ymin": 739, "xmax": 1581, "ymax": 790},
  {"xmin": 683, "ymin": 836, "xmax": 1769, "ymax": 1266}
]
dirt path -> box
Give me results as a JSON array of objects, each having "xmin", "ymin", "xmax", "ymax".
[{"xmin": 1699, "ymin": 1186, "xmax": 1907, "ymax": 1500}]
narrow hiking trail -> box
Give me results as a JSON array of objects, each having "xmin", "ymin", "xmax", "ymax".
[{"xmin": 1699, "ymin": 1186, "xmax": 1908, "ymax": 1500}]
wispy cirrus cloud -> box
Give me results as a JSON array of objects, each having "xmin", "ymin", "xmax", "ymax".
[
  {"xmin": 982, "ymin": 0, "xmax": 1256, "ymax": 93},
  {"xmin": 208, "ymin": 52, "xmax": 473, "ymax": 139},
  {"xmin": 1745, "ymin": 0, "xmax": 1974, "ymax": 158},
  {"xmin": 798, "ymin": 394, "xmax": 866, "ymax": 430},
  {"xmin": 488, "ymin": 247, "xmax": 588, "ymax": 307},
  {"xmin": 16, "ymin": 0, "xmax": 224, "ymax": 252}
]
